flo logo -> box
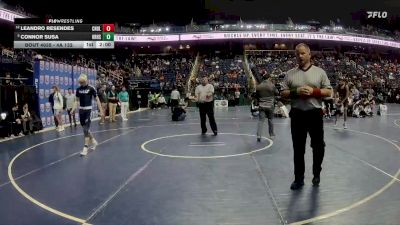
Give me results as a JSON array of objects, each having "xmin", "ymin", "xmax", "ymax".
[{"xmin": 367, "ymin": 11, "xmax": 387, "ymax": 18}]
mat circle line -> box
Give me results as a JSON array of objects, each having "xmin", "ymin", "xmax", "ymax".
[
  {"xmin": 140, "ymin": 133, "xmax": 273, "ymax": 159},
  {"xmin": 6, "ymin": 122, "xmax": 400, "ymax": 225}
]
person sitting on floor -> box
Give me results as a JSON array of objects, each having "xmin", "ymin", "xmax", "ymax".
[
  {"xmin": 157, "ymin": 94, "xmax": 167, "ymax": 108},
  {"xmin": 7, "ymin": 104, "xmax": 22, "ymax": 136},
  {"xmin": 172, "ymin": 104, "xmax": 186, "ymax": 121},
  {"xmin": 21, "ymin": 103, "xmax": 34, "ymax": 135}
]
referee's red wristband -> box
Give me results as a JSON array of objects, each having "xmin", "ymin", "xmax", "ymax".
[{"xmin": 312, "ymin": 88, "xmax": 322, "ymax": 98}]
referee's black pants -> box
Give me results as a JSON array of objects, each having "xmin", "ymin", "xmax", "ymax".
[
  {"xmin": 289, "ymin": 108, "xmax": 325, "ymax": 182},
  {"xmin": 198, "ymin": 101, "xmax": 218, "ymax": 133}
]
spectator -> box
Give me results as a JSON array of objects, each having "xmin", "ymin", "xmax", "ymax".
[
  {"xmin": 170, "ymin": 88, "xmax": 180, "ymax": 112},
  {"xmin": 148, "ymin": 91, "xmax": 153, "ymax": 108},
  {"xmin": 136, "ymin": 91, "xmax": 142, "ymax": 109},
  {"xmin": 118, "ymin": 86, "xmax": 129, "ymax": 121},
  {"xmin": 7, "ymin": 104, "xmax": 22, "ymax": 136},
  {"xmin": 52, "ymin": 86, "xmax": 64, "ymax": 132},
  {"xmin": 65, "ymin": 88, "xmax": 77, "ymax": 127},
  {"xmin": 49, "ymin": 89, "xmax": 59, "ymax": 128},
  {"xmin": 235, "ymin": 88, "xmax": 241, "ymax": 106},
  {"xmin": 107, "ymin": 85, "xmax": 118, "ymax": 122},
  {"xmin": 97, "ymin": 84, "xmax": 108, "ymax": 124},
  {"xmin": 157, "ymin": 94, "xmax": 166, "ymax": 108},
  {"xmin": 21, "ymin": 103, "xmax": 34, "ymax": 135}
]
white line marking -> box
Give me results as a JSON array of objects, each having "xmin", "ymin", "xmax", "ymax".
[
  {"xmin": 189, "ymin": 142, "xmax": 225, "ymax": 145},
  {"xmin": 290, "ymin": 127, "xmax": 400, "ymax": 225},
  {"xmin": 6, "ymin": 128, "xmax": 136, "ymax": 223},
  {"xmin": 86, "ymin": 154, "xmax": 158, "ymax": 222},
  {"xmin": 358, "ymin": 158, "xmax": 400, "ymax": 183},
  {"xmin": 0, "ymin": 153, "xmax": 79, "ymax": 188},
  {"xmin": 141, "ymin": 133, "xmax": 273, "ymax": 159},
  {"xmin": 251, "ymin": 152, "xmax": 286, "ymax": 224},
  {"xmin": 188, "ymin": 144, "xmax": 226, "ymax": 147},
  {"xmin": 330, "ymin": 142, "xmax": 400, "ymax": 183},
  {"xmin": 394, "ymin": 119, "xmax": 400, "ymax": 128},
  {"xmin": 1, "ymin": 128, "xmax": 135, "ymax": 189},
  {"xmin": 386, "ymin": 113, "xmax": 400, "ymax": 116}
]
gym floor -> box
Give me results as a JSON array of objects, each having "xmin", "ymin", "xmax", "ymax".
[{"xmin": 0, "ymin": 105, "xmax": 399, "ymax": 225}]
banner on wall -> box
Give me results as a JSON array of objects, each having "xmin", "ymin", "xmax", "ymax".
[{"xmin": 35, "ymin": 60, "xmax": 97, "ymax": 128}]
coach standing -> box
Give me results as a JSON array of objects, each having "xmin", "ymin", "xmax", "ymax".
[
  {"xmin": 255, "ymin": 74, "xmax": 279, "ymax": 141},
  {"xmin": 195, "ymin": 77, "xmax": 218, "ymax": 135},
  {"xmin": 281, "ymin": 43, "xmax": 332, "ymax": 190}
]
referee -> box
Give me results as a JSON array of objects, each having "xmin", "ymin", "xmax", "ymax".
[
  {"xmin": 281, "ymin": 43, "xmax": 332, "ymax": 190},
  {"xmin": 195, "ymin": 77, "xmax": 218, "ymax": 135}
]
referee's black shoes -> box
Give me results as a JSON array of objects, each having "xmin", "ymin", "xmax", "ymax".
[
  {"xmin": 312, "ymin": 176, "xmax": 320, "ymax": 186},
  {"xmin": 290, "ymin": 180, "xmax": 304, "ymax": 190},
  {"xmin": 213, "ymin": 130, "xmax": 218, "ymax": 136}
]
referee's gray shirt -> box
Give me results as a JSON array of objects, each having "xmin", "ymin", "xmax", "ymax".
[{"xmin": 282, "ymin": 65, "xmax": 332, "ymax": 111}]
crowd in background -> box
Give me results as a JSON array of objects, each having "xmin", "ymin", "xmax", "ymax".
[
  {"xmin": 249, "ymin": 51, "xmax": 400, "ymax": 120},
  {"xmin": 194, "ymin": 55, "xmax": 248, "ymax": 103}
]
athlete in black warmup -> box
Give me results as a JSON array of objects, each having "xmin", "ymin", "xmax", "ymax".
[{"xmin": 71, "ymin": 74, "xmax": 104, "ymax": 156}]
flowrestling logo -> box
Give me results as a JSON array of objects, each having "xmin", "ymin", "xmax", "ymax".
[{"xmin": 367, "ymin": 11, "xmax": 388, "ymax": 18}]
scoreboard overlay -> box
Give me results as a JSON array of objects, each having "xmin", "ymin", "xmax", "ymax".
[{"xmin": 14, "ymin": 19, "xmax": 115, "ymax": 49}]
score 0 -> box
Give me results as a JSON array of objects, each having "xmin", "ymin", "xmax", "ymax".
[
  {"xmin": 102, "ymin": 24, "xmax": 114, "ymax": 32},
  {"xmin": 102, "ymin": 24, "xmax": 115, "ymax": 41}
]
